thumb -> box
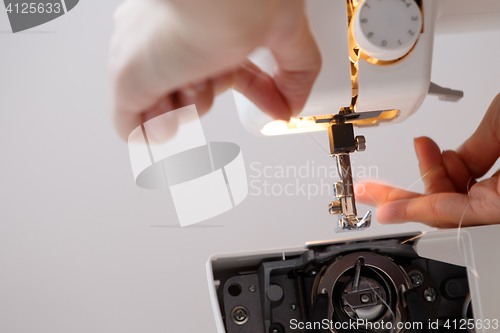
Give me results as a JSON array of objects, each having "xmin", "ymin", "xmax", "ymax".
[{"xmin": 266, "ymin": 1, "xmax": 322, "ymax": 116}]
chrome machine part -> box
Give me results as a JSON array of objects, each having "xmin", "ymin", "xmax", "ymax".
[
  {"xmin": 428, "ymin": 82, "xmax": 464, "ymax": 102},
  {"xmin": 327, "ymin": 109, "xmax": 371, "ymax": 231},
  {"xmin": 315, "ymin": 252, "xmax": 412, "ymax": 333}
]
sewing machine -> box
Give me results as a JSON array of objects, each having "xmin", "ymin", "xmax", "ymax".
[
  {"xmin": 208, "ymin": 0, "xmax": 500, "ymax": 332},
  {"xmin": 234, "ymin": 0, "xmax": 495, "ymax": 232}
]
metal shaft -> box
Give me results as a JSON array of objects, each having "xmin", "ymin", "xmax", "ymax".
[
  {"xmin": 335, "ymin": 153, "xmax": 357, "ymax": 218},
  {"xmin": 327, "ymin": 114, "xmax": 371, "ymax": 231}
]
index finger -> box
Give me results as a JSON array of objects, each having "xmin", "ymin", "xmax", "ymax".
[
  {"xmin": 376, "ymin": 193, "xmax": 474, "ymax": 228},
  {"xmin": 355, "ymin": 182, "xmax": 422, "ymax": 206}
]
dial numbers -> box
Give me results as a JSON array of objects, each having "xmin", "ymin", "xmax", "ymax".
[{"xmin": 353, "ymin": 0, "xmax": 422, "ymax": 61}]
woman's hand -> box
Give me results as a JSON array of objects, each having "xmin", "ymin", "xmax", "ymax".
[
  {"xmin": 109, "ymin": 0, "xmax": 321, "ymax": 141},
  {"xmin": 356, "ymin": 94, "xmax": 500, "ymax": 228}
]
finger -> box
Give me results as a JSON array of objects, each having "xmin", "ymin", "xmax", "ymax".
[
  {"xmin": 211, "ymin": 71, "xmax": 235, "ymax": 96},
  {"xmin": 177, "ymin": 80, "xmax": 215, "ymax": 117},
  {"xmin": 266, "ymin": 1, "xmax": 322, "ymax": 116},
  {"xmin": 110, "ymin": 0, "xmax": 180, "ymax": 140},
  {"xmin": 414, "ymin": 137, "xmax": 456, "ymax": 193},
  {"xmin": 139, "ymin": 95, "xmax": 179, "ymax": 144},
  {"xmin": 441, "ymin": 150, "xmax": 475, "ymax": 193},
  {"xmin": 497, "ymin": 173, "xmax": 500, "ymax": 195},
  {"xmin": 376, "ymin": 192, "xmax": 474, "ymax": 228},
  {"xmin": 457, "ymin": 93, "xmax": 500, "ymax": 178},
  {"xmin": 233, "ymin": 61, "xmax": 292, "ymax": 121},
  {"xmin": 117, "ymin": 110, "xmax": 144, "ymax": 143},
  {"xmin": 143, "ymin": 80, "xmax": 215, "ymax": 144},
  {"xmin": 355, "ymin": 182, "xmax": 422, "ymax": 206},
  {"xmin": 110, "ymin": 0, "xmax": 266, "ymax": 140}
]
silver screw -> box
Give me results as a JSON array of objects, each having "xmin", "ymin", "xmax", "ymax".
[
  {"xmin": 234, "ymin": 309, "xmax": 247, "ymax": 321},
  {"xmin": 360, "ymin": 294, "xmax": 370, "ymax": 303},
  {"xmin": 249, "ymin": 285, "xmax": 256, "ymax": 293},
  {"xmin": 424, "ymin": 287, "xmax": 437, "ymax": 302},
  {"xmin": 231, "ymin": 307, "xmax": 249, "ymax": 325},
  {"xmin": 272, "ymin": 329, "xmax": 279, "ymax": 333},
  {"xmin": 329, "ymin": 201, "xmax": 341, "ymax": 215},
  {"xmin": 290, "ymin": 304, "xmax": 297, "ymax": 311},
  {"xmin": 410, "ymin": 272, "xmax": 423, "ymax": 287},
  {"xmin": 355, "ymin": 136, "xmax": 366, "ymax": 152}
]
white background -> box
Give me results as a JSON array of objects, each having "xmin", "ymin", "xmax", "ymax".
[{"xmin": 1, "ymin": 1, "xmax": 499, "ymax": 332}]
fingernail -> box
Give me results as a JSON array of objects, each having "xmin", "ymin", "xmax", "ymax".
[
  {"xmin": 144, "ymin": 111, "xmax": 179, "ymax": 144},
  {"xmin": 159, "ymin": 98, "xmax": 169, "ymax": 112},
  {"xmin": 180, "ymin": 86, "xmax": 197, "ymax": 98},
  {"xmin": 193, "ymin": 81, "xmax": 207, "ymax": 93},
  {"xmin": 414, "ymin": 137, "xmax": 421, "ymax": 160},
  {"xmin": 354, "ymin": 184, "xmax": 366, "ymax": 196}
]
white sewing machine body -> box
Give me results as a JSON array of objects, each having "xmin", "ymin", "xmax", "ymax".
[{"xmin": 235, "ymin": 0, "xmax": 500, "ymax": 136}]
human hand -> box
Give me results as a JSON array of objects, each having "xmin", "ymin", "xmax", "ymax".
[
  {"xmin": 356, "ymin": 94, "xmax": 500, "ymax": 228},
  {"xmin": 109, "ymin": 0, "xmax": 321, "ymax": 141}
]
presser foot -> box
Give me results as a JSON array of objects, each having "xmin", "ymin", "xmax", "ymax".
[
  {"xmin": 332, "ymin": 210, "xmax": 372, "ymax": 232},
  {"xmin": 327, "ymin": 110, "xmax": 371, "ymax": 232},
  {"xmin": 328, "ymin": 163, "xmax": 372, "ymax": 232}
]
